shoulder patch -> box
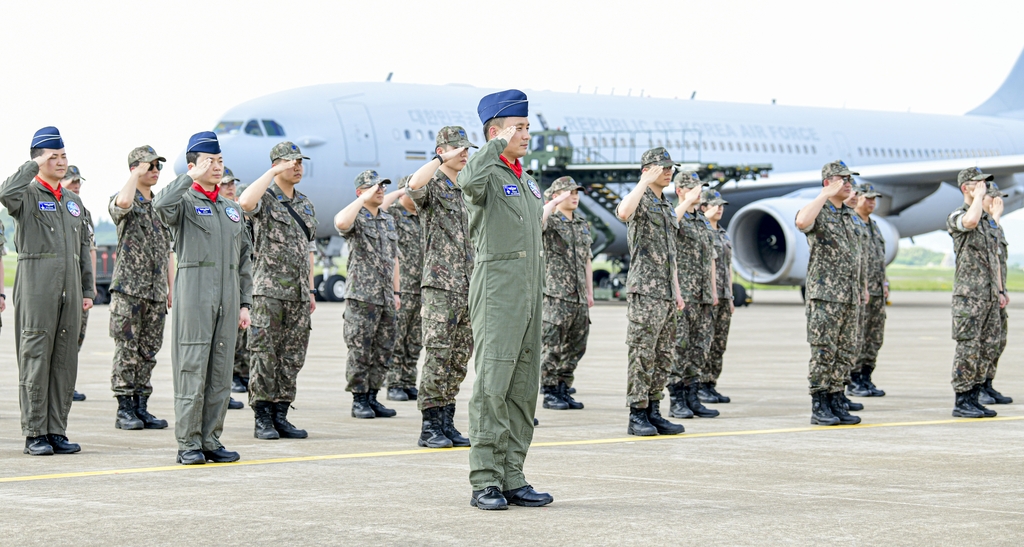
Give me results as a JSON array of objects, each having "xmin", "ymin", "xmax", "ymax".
[{"xmin": 66, "ymin": 201, "xmax": 81, "ymax": 217}]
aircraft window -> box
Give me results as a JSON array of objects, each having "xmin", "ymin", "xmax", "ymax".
[
  {"xmin": 745, "ymin": 143, "xmax": 751, "ymax": 152},
  {"xmin": 657, "ymin": 139, "xmax": 663, "ymax": 147},
  {"xmin": 803, "ymin": 145, "xmax": 809, "ymax": 154},
  {"xmin": 244, "ymin": 120, "xmax": 263, "ymax": 136},
  {"xmin": 675, "ymin": 140, "xmax": 681, "ymax": 149},
  {"xmin": 811, "ymin": 145, "xmax": 817, "ymax": 154},
  {"xmin": 262, "ymin": 120, "xmax": 286, "ymax": 137},
  {"xmin": 684, "ymin": 140, "xmax": 691, "ymax": 150},
  {"xmin": 630, "ymin": 138, "xmax": 635, "ymax": 146},
  {"xmin": 710, "ymin": 142, "xmax": 716, "ymax": 151},
  {"xmin": 727, "ymin": 142, "xmax": 733, "ymax": 151},
  {"xmin": 392, "ymin": 129, "xmax": 400, "ymax": 140},
  {"xmin": 770, "ymin": 143, "xmax": 776, "ymax": 153},
  {"xmin": 701, "ymin": 141, "xmax": 707, "ymax": 150},
  {"xmin": 603, "ymin": 138, "xmax": 609, "ymax": 147},
  {"xmin": 720, "ymin": 141, "xmax": 725, "ymax": 150},
  {"xmin": 416, "ymin": 130, "xmax": 424, "ymax": 140},
  {"xmin": 621, "ymin": 138, "xmax": 627, "ymax": 147},
  {"xmin": 214, "ymin": 121, "xmax": 243, "ymax": 135},
  {"xmin": 404, "ymin": 130, "xmax": 411, "ymax": 140}
]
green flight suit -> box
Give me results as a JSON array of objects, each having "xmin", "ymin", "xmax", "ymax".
[
  {"xmin": 154, "ymin": 174, "xmax": 252, "ymax": 452},
  {"xmin": 461, "ymin": 137, "xmax": 545, "ymax": 492},
  {"xmin": 0, "ymin": 161, "xmax": 94, "ymax": 437}
]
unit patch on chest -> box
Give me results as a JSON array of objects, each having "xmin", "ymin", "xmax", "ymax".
[
  {"xmin": 225, "ymin": 206, "xmax": 241, "ymax": 223},
  {"xmin": 66, "ymin": 201, "xmax": 81, "ymax": 217},
  {"xmin": 526, "ymin": 179, "xmax": 542, "ymax": 199},
  {"xmin": 194, "ymin": 206, "xmax": 213, "ymax": 216},
  {"xmin": 39, "ymin": 201, "xmax": 57, "ymax": 212}
]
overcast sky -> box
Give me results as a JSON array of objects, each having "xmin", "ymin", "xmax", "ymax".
[{"xmin": 2, "ymin": 0, "xmax": 1023, "ymax": 252}]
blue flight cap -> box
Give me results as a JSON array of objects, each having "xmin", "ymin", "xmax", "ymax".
[
  {"xmin": 186, "ymin": 131, "xmax": 221, "ymax": 154},
  {"xmin": 477, "ymin": 89, "xmax": 529, "ymax": 124},
  {"xmin": 32, "ymin": 126, "xmax": 64, "ymax": 149}
]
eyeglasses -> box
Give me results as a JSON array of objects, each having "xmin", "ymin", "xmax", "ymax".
[{"xmin": 149, "ymin": 162, "xmax": 163, "ymax": 172}]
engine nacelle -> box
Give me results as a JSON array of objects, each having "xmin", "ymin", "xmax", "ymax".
[{"xmin": 729, "ymin": 192, "xmax": 899, "ymax": 286}]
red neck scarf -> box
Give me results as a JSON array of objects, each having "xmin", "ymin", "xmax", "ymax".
[
  {"xmin": 191, "ymin": 182, "xmax": 220, "ymax": 202},
  {"xmin": 36, "ymin": 176, "xmax": 62, "ymax": 201},
  {"xmin": 499, "ymin": 155, "xmax": 523, "ymax": 179}
]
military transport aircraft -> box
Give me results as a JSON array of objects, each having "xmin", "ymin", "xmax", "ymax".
[{"xmin": 175, "ymin": 48, "xmax": 1024, "ymax": 298}]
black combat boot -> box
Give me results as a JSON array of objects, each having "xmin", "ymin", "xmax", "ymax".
[
  {"xmin": 418, "ymin": 408, "xmax": 453, "ymax": 448},
  {"xmin": 443, "ymin": 404, "xmax": 471, "ymax": 447},
  {"xmin": 685, "ymin": 383, "xmax": 719, "ymax": 418},
  {"xmin": 228, "ymin": 397, "xmax": 244, "ymax": 409},
  {"xmin": 646, "ymin": 400, "xmax": 684, "ymax": 435},
  {"xmin": 828, "ymin": 392, "xmax": 861, "ymax": 425},
  {"xmin": 253, "ymin": 401, "xmax": 280, "ymax": 439},
  {"xmin": 542, "ymin": 385, "xmax": 569, "ymax": 410},
  {"xmin": 697, "ymin": 383, "xmax": 720, "ymax": 404},
  {"xmin": 707, "ymin": 383, "xmax": 730, "ymax": 403},
  {"xmin": 558, "ymin": 381, "xmax": 584, "ymax": 409},
  {"xmin": 952, "ymin": 390, "xmax": 984, "ymax": 418},
  {"xmin": 811, "ymin": 392, "xmax": 840, "ymax": 426},
  {"xmin": 368, "ymin": 390, "xmax": 397, "ymax": 417},
  {"xmin": 847, "ymin": 372, "xmax": 873, "ymax": 397},
  {"xmin": 47, "ymin": 434, "xmax": 81, "ymax": 454},
  {"xmin": 627, "ymin": 406, "xmax": 658, "ymax": 436},
  {"xmin": 862, "ymin": 367, "xmax": 885, "ymax": 397},
  {"xmin": 231, "ymin": 374, "xmax": 247, "ymax": 393},
  {"xmin": 969, "ymin": 385, "xmax": 997, "ymax": 418},
  {"xmin": 351, "ymin": 392, "xmax": 375, "ymax": 419},
  {"xmin": 24, "ymin": 436, "xmax": 54, "ymax": 456},
  {"xmin": 273, "ymin": 402, "xmax": 308, "ymax": 438},
  {"xmin": 115, "ymin": 395, "xmax": 144, "ymax": 430},
  {"xmin": 977, "ymin": 386, "xmax": 996, "ymax": 405},
  {"xmin": 983, "ymin": 378, "xmax": 1013, "ymax": 404},
  {"xmin": 838, "ymin": 390, "xmax": 864, "ymax": 411},
  {"xmin": 387, "ymin": 387, "xmax": 409, "ymax": 401},
  {"xmin": 134, "ymin": 394, "xmax": 168, "ymax": 429},
  {"xmin": 405, "ymin": 386, "xmax": 418, "ymax": 400},
  {"xmin": 667, "ymin": 383, "xmax": 693, "ymax": 419}
]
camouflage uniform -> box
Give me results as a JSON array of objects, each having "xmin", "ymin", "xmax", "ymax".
[
  {"xmin": 387, "ymin": 191, "xmax": 422, "ymax": 391},
  {"xmin": 854, "ymin": 185, "xmax": 887, "ymax": 374},
  {"xmin": 947, "ymin": 173, "xmax": 1003, "ymax": 393},
  {"xmin": 78, "ymin": 203, "xmax": 95, "ymax": 350},
  {"xmin": 108, "ymin": 168, "xmax": 173, "ymax": 398},
  {"xmin": 799, "ymin": 163, "xmax": 864, "ymax": 395},
  {"xmin": 341, "ymin": 171, "xmax": 398, "ymax": 394},
  {"xmin": 243, "ymin": 167, "xmax": 316, "ymax": 405},
  {"xmin": 408, "ymin": 164, "xmax": 475, "ymax": 411},
  {"xmin": 991, "ymin": 222, "xmax": 1008, "ymax": 380},
  {"xmin": 706, "ymin": 193, "xmax": 733, "ymax": 385},
  {"xmin": 671, "ymin": 173, "xmax": 717, "ymax": 387},
  {"xmin": 541, "ymin": 177, "xmax": 593, "ymax": 390},
  {"xmin": 624, "ymin": 165, "xmax": 680, "ymax": 409}
]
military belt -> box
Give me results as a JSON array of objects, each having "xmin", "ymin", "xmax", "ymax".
[
  {"xmin": 177, "ymin": 261, "xmax": 218, "ymax": 268},
  {"xmin": 477, "ymin": 250, "xmax": 527, "ymax": 263},
  {"xmin": 17, "ymin": 253, "xmax": 58, "ymax": 260}
]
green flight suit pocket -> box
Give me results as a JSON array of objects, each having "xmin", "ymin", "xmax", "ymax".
[
  {"xmin": 482, "ymin": 357, "xmax": 516, "ymax": 398},
  {"xmin": 19, "ymin": 329, "xmax": 49, "ymax": 406}
]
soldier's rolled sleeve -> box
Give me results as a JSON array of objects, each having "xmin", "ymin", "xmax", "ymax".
[
  {"xmin": 242, "ymin": 196, "xmax": 264, "ymax": 217},
  {"xmin": 798, "ymin": 216, "xmax": 816, "ymax": 234},
  {"xmin": 624, "ymin": 192, "xmax": 649, "ymax": 223},
  {"xmin": 337, "ymin": 217, "xmax": 359, "ymax": 237},
  {"xmin": 152, "ymin": 174, "xmax": 195, "ymax": 227},
  {"xmin": 307, "ymin": 240, "xmax": 317, "ymax": 253},
  {"xmin": 461, "ymin": 138, "xmax": 507, "ymax": 206},
  {"xmin": 951, "ymin": 211, "xmax": 970, "ymax": 232},
  {"xmin": 407, "ymin": 182, "xmax": 429, "ymax": 209},
  {"xmin": 109, "ymin": 197, "xmax": 134, "ymax": 225},
  {"xmin": 0, "ymin": 161, "xmax": 41, "ymax": 215}
]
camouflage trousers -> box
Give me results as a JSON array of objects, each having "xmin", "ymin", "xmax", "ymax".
[
  {"xmin": 418, "ymin": 287, "xmax": 473, "ymax": 411},
  {"xmin": 707, "ymin": 300, "xmax": 733, "ymax": 384},
  {"xmin": 671, "ymin": 302, "xmax": 713, "ymax": 386},
  {"xmin": 626, "ymin": 294, "xmax": 675, "ymax": 408},
  {"xmin": 108, "ymin": 292, "xmax": 166, "ymax": 397},
  {"xmin": 541, "ymin": 296, "xmax": 589, "ymax": 389},
  {"xmin": 388, "ymin": 291, "xmax": 422, "ymax": 390},
  {"xmin": 248, "ymin": 296, "xmax": 311, "ymax": 404},
  {"xmin": 951, "ymin": 296, "xmax": 1001, "ymax": 393},
  {"xmin": 344, "ymin": 299, "xmax": 396, "ymax": 393},
  {"xmin": 806, "ymin": 299, "xmax": 858, "ymax": 395},
  {"xmin": 234, "ymin": 326, "xmax": 249, "ymax": 379},
  {"xmin": 989, "ymin": 306, "xmax": 1008, "ymax": 380},
  {"xmin": 856, "ymin": 295, "xmax": 886, "ymax": 373}
]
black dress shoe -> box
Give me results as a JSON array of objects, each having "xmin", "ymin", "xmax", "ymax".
[
  {"xmin": 203, "ymin": 447, "xmax": 240, "ymax": 463},
  {"xmin": 47, "ymin": 434, "xmax": 81, "ymax": 454},
  {"xmin": 73, "ymin": 391, "xmax": 86, "ymax": 402},
  {"xmin": 228, "ymin": 397, "xmax": 244, "ymax": 410},
  {"xmin": 502, "ymin": 485, "xmax": 553, "ymax": 507},
  {"xmin": 470, "ymin": 486, "xmax": 508, "ymax": 510},
  {"xmin": 176, "ymin": 450, "xmax": 206, "ymax": 465},
  {"xmin": 24, "ymin": 436, "xmax": 54, "ymax": 456}
]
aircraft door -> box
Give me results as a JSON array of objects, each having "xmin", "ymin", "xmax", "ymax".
[
  {"xmin": 332, "ymin": 102, "xmax": 378, "ymax": 166},
  {"xmin": 832, "ymin": 132, "xmax": 851, "ymax": 158}
]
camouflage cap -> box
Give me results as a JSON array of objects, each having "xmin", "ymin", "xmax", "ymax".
[
  {"xmin": 854, "ymin": 182, "xmax": 882, "ymax": 198},
  {"xmin": 397, "ymin": 174, "xmax": 412, "ymax": 190},
  {"xmin": 436, "ymin": 126, "xmax": 479, "ymax": 149},
  {"xmin": 220, "ymin": 167, "xmax": 238, "ymax": 185},
  {"xmin": 673, "ymin": 171, "xmax": 708, "ymax": 189},
  {"xmin": 821, "ymin": 160, "xmax": 859, "ymax": 179},
  {"xmin": 127, "ymin": 145, "xmax": 166, "ymax": 166},
  {"xmin": 270, "ymin": 141, "xmax": 310, "ymax": 162},
  {"xmin": 354, "ymin": 169, "xmax": 390, "ymax": 190},
  {"xmin": 543, "ymin": 176, "xmax": 584, "ymax": 198},
  {"xmin": 956, "ymin": 166, "xmax": 993, "ymax": 186},
  {"xmin": 63, "ymin": 165, "xmax": 85, "ymax": 181},
  {"xmin": 700, "ymin": 189, "xmax": 728, "ymax": 206},
  {"xmin": 987, "ymin": 181, "xmax": 1008, "ymax": 198},
  {"xmin": 640, "ymin": 147, "xmax": 678, "ymax": 168}
]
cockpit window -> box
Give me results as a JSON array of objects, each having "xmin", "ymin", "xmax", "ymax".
[
  {"xmin": 214, "ymin": 121, "xmax": 243, "ymax": 135},
  {"xmin": 553, "ymin": 135, "xmax": 569, "ymax": 147},
  {"xmin": 245, "ymin": 120, "xmax": 264, "ymax": 136},
  {"xmin": 263, "ymin": 120, "xmax": 286, "ymax": 137},
  {"xmin": 532, "ymin": 135, "xmax": 545, "ymax": 151}
]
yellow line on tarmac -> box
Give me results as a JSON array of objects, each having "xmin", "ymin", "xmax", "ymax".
[{"xmin": 1, "ymin": 415, "xmax": 1019, "ymax": 484}]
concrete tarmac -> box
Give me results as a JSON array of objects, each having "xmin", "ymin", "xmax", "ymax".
[{"xmin": 0, "ymin": 291, "xmax": 1021, "ymax": 546}]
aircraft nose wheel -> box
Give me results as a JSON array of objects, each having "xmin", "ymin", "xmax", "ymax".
[{"xmin": 323, "ymin": 275, "xmax": 347, "ymax": 302}]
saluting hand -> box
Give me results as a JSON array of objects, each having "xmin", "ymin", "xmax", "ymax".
[
  {"xmin": 992, "ymin": 197, "xmax": 1005, "ymax": 218},
  {"xmin": 271, "ymin": 160, "xmax": 297, "ymax": 175},
  {"xmin": 822, "ymin": 178, "xmax": 846, "ymax": 198},
  {"xmin": 684, "ymin": 184, "xmax": 702, "ymax": 203},
  {"xmin": 971, "ymin": 180, "xmax": 988, "ymax": 201},
  {"xmin": 238, "ymin": 308, "xmax": 251, "ymax": 329},
  {"xmin": 34, "ymin": 151, "xmax": 54, "ymax": 168},
  {"xmin": 550, "ymin": 191, "xmax": 573, "ymax": 205},
  {"xmin": 704, "ymin": 204, "xmax": 721, "ymax": 218},
  {"xmin": 496, "ymin": 124, "xmax": 517, "ymax": 143},
  {"xmin": 187, "ymin": 157, "xmax": 214, "ymax": 181},
  {"xmin": 638, "ymin": 165, "xmax": 663, "ymax": 186},
  {"xmin": 440, "ymin": 147, "xmax": 467, "ymax": 163}
]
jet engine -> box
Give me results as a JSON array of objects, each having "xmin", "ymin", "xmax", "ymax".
[{"xmin": 729, "ymin": 191, "xmax": 899, "ymax": 287}]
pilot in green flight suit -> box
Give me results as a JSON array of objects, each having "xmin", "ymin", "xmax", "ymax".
[
  {"xmin": 154, "ymin": 131, "xmax": 253, "ymax": 465},
  {"xmin": 463, "ymin": 90, "xmax": 553, "ymax": 510},
  {"xmin": 0, "ymin": 127, "xmax": 94, "ymax": 456}
]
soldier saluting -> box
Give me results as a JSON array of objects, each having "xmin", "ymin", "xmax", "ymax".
[{"xmin": 0, "ymin": 127, "xmax": 94, "ymax": 456}]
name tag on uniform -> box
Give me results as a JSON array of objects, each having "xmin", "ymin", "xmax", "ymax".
[
  {"xmin": 503, "ymin": 185, "xmax": 520, "ymax": 197},
  {"xmin": 39, "ymin": 201, "xmax": 57, "ymax": 211},
  {"xmin": 194, "ymin": 206, "xmax": 212, "ymax": 216}
]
